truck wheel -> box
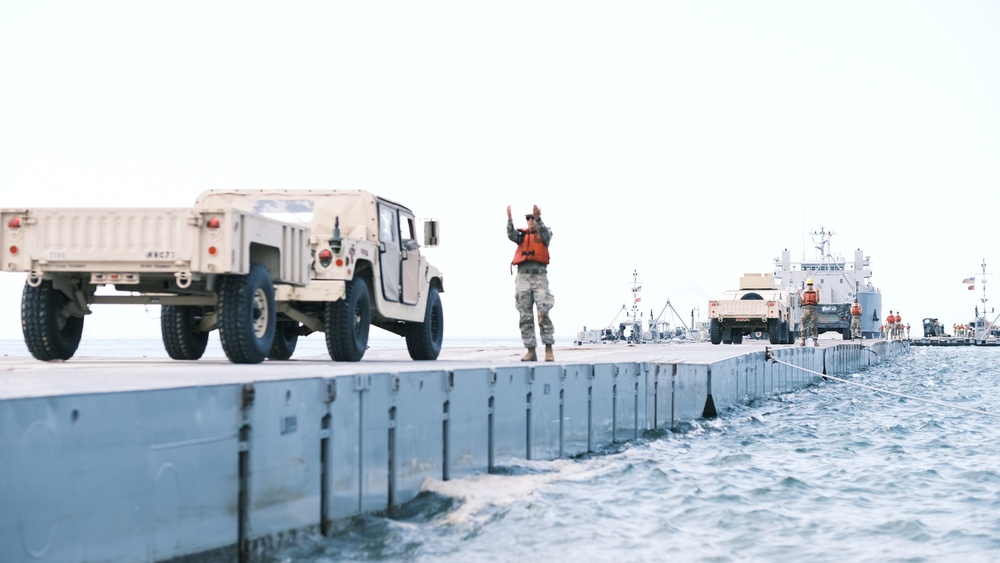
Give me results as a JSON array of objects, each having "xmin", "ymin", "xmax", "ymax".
[
  {"xmin": 218, "ymin": 262, "xmax": 276, "ymax": 364},
  {"xmin": 405, "ymin": 286, "xmax": 444, "ymax": 360},
  {"xmin": 21, "ymin": 280, "xmax": 84, "ymax": 361},
  {"xmin": 268, "ymin": 320, "xmax": 300, "ymax": 360},
  {"xmin": 780, "ymin": 321, "xmax": 791, "ymax": 344},
  {"xmin": 722, "ymin": 326, "xmax": 732, "ymax": 344},
  {"xmin": 768, "ymin": 318, "xmax": 781, "ymax": 344},
  {"xmin": 842, "ymin": 328, "xmax": 851, "ymax": 340},
  {"xmin": 160, "ymin": 305, "xmax": 209, "ymax": 360},
  {"xmin": 325, "ymin": 277, "xmax": 371, "ymax": 362},
  {"xmin": 709, "ymin": 319, "xmax": 722, "ymax": 345},
  {"xmin": 732, "ymin": 330, "xmax": 743, "ymax": 344}
]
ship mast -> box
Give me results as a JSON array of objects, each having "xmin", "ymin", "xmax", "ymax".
[
  {"xmin": 627, "ymin": 269, "xmax": 642, "ymax": 328},
  {"xmin": 809, "ymin": 227, "xmax": 834, "ymax": 263},
  {"xmin": 974, "ymin": 259, "xmax": 993, "ymax": 340},
  {"xmin": 979, "ymin": 259, "xmax": 989, "ymax": 317}
]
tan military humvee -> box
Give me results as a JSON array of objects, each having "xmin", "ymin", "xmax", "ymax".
[{"xmin": 1, "ymin": 189, "xmax": 443, "ymax": 363}]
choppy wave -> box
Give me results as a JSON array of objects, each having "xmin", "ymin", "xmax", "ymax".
[{"xmin": 266, "ymin": 346, "xmax": 1000, "ymax": 562}]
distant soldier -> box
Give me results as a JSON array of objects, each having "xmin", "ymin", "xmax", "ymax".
[
  {"xmin": 850, "ymin": 298, "xmax": 862, "ymax": 340},
  {"xmin": 886, "ymin": 310, "xmax": 895, "ymax": 340},
  {"xmin": 798, "ymin": 278, "xmax": 819, "ymax": 346},
  {"xmin": 507, "ymin": 204, "xmax": 555, "ymax": 362},
  {"xmin": 893, "ymin": 311, "xmax": 902, "ymax": 339}
]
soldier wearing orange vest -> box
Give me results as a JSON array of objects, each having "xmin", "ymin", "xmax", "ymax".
[
  {"xmin": 893, "ymin": 312, "xmax": 902, "ymax": 339},
  {"xmin": 850, "ymin": 298, "xmax": 862, "ymax": 340},
  {"xmin": 798, "ymin": 279, "xmax": 819, "ymax": 346},
  {"xmin": 886, "ymin": 310, "xmax": 896, "ymax": 340},
  {"xmin": 507, "ymin": 204, "xmax": 555, "ymax": 362}
]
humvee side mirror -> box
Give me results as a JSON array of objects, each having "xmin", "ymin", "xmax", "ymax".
[{"xmin": 423, "ymin": 219, "xmax": 439, "ymax": 247}]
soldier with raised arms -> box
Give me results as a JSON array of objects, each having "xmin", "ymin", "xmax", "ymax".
[{"xmin": 507, "ymin": 204, "xmax": 555, "ymax": 361}]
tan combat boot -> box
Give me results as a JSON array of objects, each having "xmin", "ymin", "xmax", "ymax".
[
  {"xmin": 544, "ymin": 344, "xmax": 554, "ymax": 362},
  {"xmin": 521, "ymin": 347, "xmax": 537, "ymax": 361},
  {"xmin": 799, "ymin": 339, "xmax": 806, "ymax": 346}
]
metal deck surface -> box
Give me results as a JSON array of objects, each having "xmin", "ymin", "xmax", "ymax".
[{"xmin": 0, "ymin": 339, "xmax": 852, "ymax": 399}]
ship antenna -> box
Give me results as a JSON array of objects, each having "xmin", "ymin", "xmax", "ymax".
[
  {"xmin": 981, "ymin": 259, "xmax": 989, "ymax": 313},
  {"xmin": 628, "ymin": 269, "xmax": 643, "ymax": 340}
]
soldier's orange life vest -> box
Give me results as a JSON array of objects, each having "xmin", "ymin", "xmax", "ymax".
[
  {"xmin": 801, "ymin": 289, "xmax": 818, "ymax": 306},
  {"xmin": 851, "ymin": 303, "xmax": 861, "ymax": 316},
  {"xmin": 886, "ymin": 314, "xmax": 894, "ymax": 323},
  {"xmin": 511, "ymin": 229, "xmax": 550, "ymax": 266},
  {"xmin": 894, "ymin": 314, "xmax": 901, "ymax": 323}
]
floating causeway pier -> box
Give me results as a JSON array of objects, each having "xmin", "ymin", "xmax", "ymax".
[{"xmin": 0, "ymin": 339, "xmax": 909, "ymax": 562}]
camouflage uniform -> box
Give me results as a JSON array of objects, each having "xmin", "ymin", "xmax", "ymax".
[
  {"xmin": 801, "ymin": 305, "xmax": 818, "ymax": 341},
  {"xmin": 850, "ymin": 312, "xmax": 862, "ymax": 340},
  {"xmin": 508, "ymin": 217, "xmax": 555, "ymax": 348}
]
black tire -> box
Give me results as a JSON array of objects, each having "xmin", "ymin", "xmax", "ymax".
[
  {"xmin": 21, "ymin": 280, "xmax": 84, "ymax": 361},
  {"xmin": 722, "ymin": 325, "xmax": 733, "ymax": 345},
  {"xmin": 217, "ymin": 262, "xmax": 276, "ymax": 364},
  {"xmin": 405, "ymin": 286, "xmax": 443, "ymax": 360},
  {"xmin": 842, "ymin": 328, "xmax": 851, "ymax": 340},
  {"xmin": 781, "ymin": 321, "xmax": 791, "ymax": 344},
  {"xmin": 161, "ymin": 305, "xmax": 209, "ymax": 360},
  {"xmin": 732, "ymin": 330, "xmax": 743, "ymax": 344},
  {"xmin": 710, "ymin": 319, "xmax": 722, "ymax": 345},
  {"xmin": 768, "ymin": 318, "xmax": 781, "ymax": 344},
  {"xmin": 325, "ymin": 278, "xmax": 371, "ymax": 362},
  {"xmin": 268, "ymin": 320, "xmax": 300, "ymax": 360}
]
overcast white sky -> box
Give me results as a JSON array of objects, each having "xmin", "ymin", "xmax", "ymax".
[{"xmin": 1, "ymin": 1, "xmax": 998, "ymax": 346}]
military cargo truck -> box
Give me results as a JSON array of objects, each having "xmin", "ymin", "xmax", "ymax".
[
  {"xmin": 1, "ymin": 189, "xmax": 444, "ymax": 364},
  {"xmin": 708, "ymin": 273, "xmax": 797, "ymax": 345}
]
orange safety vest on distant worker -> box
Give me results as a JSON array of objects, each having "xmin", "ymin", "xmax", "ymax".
[
  {"xmin": 851, "ymin": 303, "xmax": 861, "ymax": 316},
  {"xmin": 894, "ymin": 314, "xmax": 901, "ymax": 323},
  {"xmin": 801, "ymin": 289, "xmax": 818, "ymax": 306},
  {"xmin": 886, "ymin": 314, "xmax": 894, "ymax": 323},
  {"xmin": 511, "ymin": 229, "xmax": 550, "ymax": 266}
]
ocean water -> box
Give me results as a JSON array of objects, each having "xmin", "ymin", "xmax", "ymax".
[{"xmin": 255, "ymin": 345, "xmax": 1000, "ymax": 563}]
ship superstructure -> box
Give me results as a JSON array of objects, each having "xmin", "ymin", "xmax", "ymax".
[{"xmin": 774, "ymin": 227, "xmax": 883, "ymax": 339}]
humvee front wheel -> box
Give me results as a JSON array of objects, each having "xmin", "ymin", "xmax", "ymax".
[
  {"xmin": 161, "ymin": 305, "xmax": 210, "ymax": 360},
  {"xmin": 21, "ymin": 280, "xmax": 84, "ymax": 361},
  {"xmin": 218, "ymin": 262, "xmax": 276, "ymax": 364},
  {"xmin": 325, "ymin": 278, "xmax": 371, "ymax": 362},
  {"xmin": 406, "ymin": 286, "xmax": 443, "ymax": 360}
]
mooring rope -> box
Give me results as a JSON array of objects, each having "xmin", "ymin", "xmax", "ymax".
[{"xmin": 764, "ymin": 347, "xmax": 1000, "ymax": 419}]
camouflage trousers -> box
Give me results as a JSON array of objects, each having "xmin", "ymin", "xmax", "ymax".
[
  {"xmin": 515, "ymin": 269, "xmax": 555, "ymax": 347},
  {"xmin": 851, "ymin": 316, "xmax": 862, "ymax": 339},
  {"xmin": 801, "ymin": 306, "xmax": 818, "ymax": 340}
]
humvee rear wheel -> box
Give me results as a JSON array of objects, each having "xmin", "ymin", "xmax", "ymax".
[
  {"xmin": 709, "ymin": 319, "xmax": 722, "ymax": 345},
  {"xmin": 269, "ymin": 320, "xmax": 300, "ymax": 360},
  {"xmin": 21, "ymin": 280, "xmax": 84, "ymax": 361},
  {"xmin": 218, "ymin": 262, "xmax": 276, "ymax": 364},
  {"xmin": 406, "ymin": 286, "xmax": 443, "ymax": 360},
  {"xmin": 732, "ymin": 330, "xmax": 743, "ymax": 344},
  {"xmin": 722, "ymin": 326, "xmax": 732, "ymax": 345},
  {"xmin": 768, "ymin": 318, "xmax": 781, "ymax": 344},
  {"xmin": 325, "ymin": 278, "xmax": 371, "ymax": 362},
  {"xmin": 161, "ymin": 305, "xmax": 209, "ymax": 360}
]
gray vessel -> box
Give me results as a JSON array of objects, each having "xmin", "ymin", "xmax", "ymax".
[{"xmin": 774, "ymin": 227, "xmax": 883, "ymax": 340}]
